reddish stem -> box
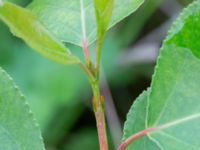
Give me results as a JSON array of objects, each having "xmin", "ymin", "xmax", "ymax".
[
  {"xmin": 82, "ymin": 39, "xmax": 90, "ymax": 60},
  {"xmin": 117, "ymin": 127, "xmax": 159, "ymax": 150},
  {"xmin": 95, "ymin": 106, "xmax": 108, "ymax": 150},
  {"xmin": 92, "ymin": 82, "xmax": 109, "ymax": 150}
]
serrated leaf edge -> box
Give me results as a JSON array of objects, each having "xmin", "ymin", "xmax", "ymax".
[
  {"xmin": 0, "ymin": 67, "xmax": 45, "ymax": 150},
  {"xmin": 146, "ymin": 0, "xmax": 200, "ymax": 128},
  {"xmin": 122, "ymin": 89, "xmax": 148, "ymax": 141}
]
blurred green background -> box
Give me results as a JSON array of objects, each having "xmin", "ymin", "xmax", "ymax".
[{"xmin": 0, "ymin": 0, "xmax": 193, "ymax": 149}]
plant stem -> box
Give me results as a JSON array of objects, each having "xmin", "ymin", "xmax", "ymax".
[
  {"xmin": 80, "ymin": 1, "xmax": 108, "ymax": 147},
  {"xmin": 101, "ymin": 71, "xmax": 122, "ymax": 148},
  {"xmin": 82, "ymin": 39, "xmax": 91, "ymax": 66},
  {"xmin": 91, "ymin": 80, "xmax": 109, "ymax": 150},
  {"xmin": 79, "ymin": 61, "xmax": 108, "ymax": 150},
  {"xmin": 80, "ymin": 0, "xmax": 91, "ymax": 67},
  {"xmin": 79, "ymin": 63, "xmax": 94, "ymax": 82},
  {"xmin": 95, "ymin": 39, "xmax": 104, "ymax": 80}
]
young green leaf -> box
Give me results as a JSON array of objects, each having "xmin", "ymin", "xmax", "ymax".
[
  {"xmin": 0, "ymin": 2, "xmax": 80, "ymax": 64},
  {"xmin": 94, "ymin": 0, "xmax": 114, "ymax": 40},
  {"xmin": 123, "ymin": 1, "xmax": 200, "ymax": 149},
  {"xmin": 0, "ymin": 67, "xmax": 45, "ymax": 150},
  {"xmin": 93, "ymin": 0, "xmax": 114, "ymax": 74},
  {"xmin": 28, "ymin": 0, "xmax": 144, "ymax": 46}
]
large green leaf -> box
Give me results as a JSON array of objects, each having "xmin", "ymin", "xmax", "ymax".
[
  {"xmin": 28, "ymin": 0, "xmax": 144, "ymax": 46},
  {"xmin": 0, "ymin": 67, "xmax": 45, "ymax": 150},
  {"xmin": 123, "ymin": 0, "xmax": 200, "ymax": 149},
  {"xmin": 0, "ymin": 1, "xmax": 80, "ymax": 64}
]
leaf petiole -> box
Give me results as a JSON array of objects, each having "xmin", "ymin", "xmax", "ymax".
[{"xmin": 80, "ymin": 0, "xmax": 92, "ymax": 67}]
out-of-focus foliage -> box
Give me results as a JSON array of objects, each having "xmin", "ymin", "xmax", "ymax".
[
  {"xmin": 63, "ymin": 129, "xmax": 99, "ymax": 150},
  {"xmin": 116, "ymin": 0, "xmax": 163, "ymax": 46}
]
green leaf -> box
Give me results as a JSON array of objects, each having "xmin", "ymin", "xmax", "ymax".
[
  {"xmin": 0, "ymin": 67, "xmax": 45, "ymax": 150},
  {"xmin": 28, "ymin": 0, "xmax": 144, "ymax": 46},
  {"xmin": 0, "ymin": 1, "xmax": 80, "ymax": 64},
  {"xmin": 0, "ymin": 38, "xmax": 89, "ymax": 144},
  {"xmin": 123, "ymin": 90, "xmax": 162, "ymax": 150},
  {"xmin": 94, "ymin": 0, "xmax": 114, "ymax": 40},
  {"xmin": 123, "ymin": 1, "xmax": 200, "ymax": 149}
]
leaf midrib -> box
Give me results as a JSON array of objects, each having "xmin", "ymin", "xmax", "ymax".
[{"xmin": 142, "ymin": 113, "xmax": 200, "ymax": 150}]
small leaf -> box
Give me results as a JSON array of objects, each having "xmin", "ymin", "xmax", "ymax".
[
  {"xmin": 94, "ymin": 0, "xmax": 114, "ymax": 39},
  {"xmin": 123, "ymin": 1, "xmax": 200, "ymax": 149},
  {"xmin": 0, "ymin": 2, "xmax": 80, "ymax": 64},
  {"xmin": 28, "ymin": 0, "xmax": 144, "ymax": 46},
  {"xmin": 0, "ymin": 67, "xmax": 45, "ymax": 150}
]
